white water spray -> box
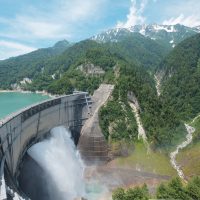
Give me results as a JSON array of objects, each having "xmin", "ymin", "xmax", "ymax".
[{"xmin": 28, "ymin": 126, "xmax": 86, "ymax": 200}]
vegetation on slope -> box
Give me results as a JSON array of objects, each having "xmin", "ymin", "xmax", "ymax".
[
  {"xmin": 100, "ymin": 62, "xmax": 186, "ymax": 148},
  {"xmin": 0, "ymin": 40, "xmax": 71, "ymax": 89},
  {"xmin": 115, "ymin": 142, "xmax": 176, "ymax": 176},
  {"xmin": 26, "ymin": 35, "xmax": 168, "ymax": 93},
  {"xmin": 1, "ymin": 32, "xmax": 199, "ymax": 149},
  {"xmin": 23, "ymin": 40, "xmax": 185, "ymax": 148},
  {"xmin": 158, "ymin": 33, "xmax": 200, "ymax": 120},
  {"xmin": 0, "ymin": 34, "xmax": 170, "ymax": 90},
  {"xmin": 106, "ymin": 33, "xmax": 170, "ymax": 70}
]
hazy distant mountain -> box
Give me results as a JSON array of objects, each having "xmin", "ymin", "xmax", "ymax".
[{"xmin": 91, "ymin": 24, "xmax": 200, "ymax": 48}]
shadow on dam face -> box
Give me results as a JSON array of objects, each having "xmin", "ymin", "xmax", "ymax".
[{"xmin": 18, "ymin": 153, "xmax": 65, "ymax": 200}]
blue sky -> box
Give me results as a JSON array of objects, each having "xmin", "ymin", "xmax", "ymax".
[{"xmin": 0, "ymin": 0, "xmax": 200, "ymax": 60}]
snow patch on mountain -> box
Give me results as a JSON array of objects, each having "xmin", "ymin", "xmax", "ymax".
[
  {"xmin": 139, "ymin": 28, "xmax": 146, "ymax": 35},
  {"xmin": 152, "ymin": 24, "xmax": 177, "ymax": 32},
  {"xmin": 91, "ymin": 24, "xmax": 200, "ymax": 48}
]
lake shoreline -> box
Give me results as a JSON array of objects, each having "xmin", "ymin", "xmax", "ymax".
[
  {"xmin": 0, "ymin": 91, "xmax": 52, "ymax": 121},
  {"xmin": 0, "ymin": 89, "xmax": 56, "ymax": 98}
]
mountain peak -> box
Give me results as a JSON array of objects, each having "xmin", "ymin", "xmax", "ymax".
[
  {"xmin": 53, "ymin": 40, "xmax": 70, "ymax": 49},
  {"xmin": 91, "ymin": 24, "xmax": 200, "ymax": 48}
]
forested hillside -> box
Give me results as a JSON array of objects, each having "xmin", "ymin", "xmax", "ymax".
[
  {"xmin": 39, "ymin": 43, "xmax": 184, "ymax": 147},
  {"xmin": 0, "ymin": 40, "xmax": 71, "ymax": 89},
  {"xmin": 158, "ymin": 33, "xmax": 200, "ymax": 120},
  {"xmin": 106, "ymin": 33, "xmax": 170, "ymax": 70},
  {"xmin": 0, "ymin": 30, "xmax": 199, "ymax": 149},
  {"xmin": 99, "ymin": 62, "xmax": 185, "ymax": 148},
  {"xmin": 0, "ymin": 33, "xmax": 169, "ymax": 90}
]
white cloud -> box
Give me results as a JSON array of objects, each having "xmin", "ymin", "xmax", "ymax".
[
  {"xmin": 163, "ymin": 14, "xmax": 200, "ymax": 27},
  {"xmin": 116, "ymin": 0, "xmax": 147, "ymax": 28},
  {"xmin": 0, "ymin": 40, "xmax": 36, "ymax": 60},
  {"xmin": 0, "ymin": 0, "xmax": 106, "ymax": 59},
  {"xmin": 162, "ymin": 0, "xmax": 200, "ymax": 27},
  {"xmin": 0, "ymin": 0, "xmax": 105, "ymax": 41}
]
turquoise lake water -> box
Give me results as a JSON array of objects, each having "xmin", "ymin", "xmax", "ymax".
[{"xmin": 0, "ymin": 92, "xmax": 50, "ymax": 119}]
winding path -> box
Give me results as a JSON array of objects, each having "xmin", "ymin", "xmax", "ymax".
[{"xmin": 170, "ymin": 124, "xmax": 195, "ymax": 180}]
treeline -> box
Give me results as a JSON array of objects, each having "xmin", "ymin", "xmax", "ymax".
[{"xmin": 112, "ymin": 177, "xmax": 200, "ymax": 200}]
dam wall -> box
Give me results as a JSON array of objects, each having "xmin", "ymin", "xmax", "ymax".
[
  {"xmin": 0, "ymin": 92, "xmax": 91, "ymax": 199},
  {"xmin": 78, "ymin": 84, "xmax": 114, "ymax": 163}
]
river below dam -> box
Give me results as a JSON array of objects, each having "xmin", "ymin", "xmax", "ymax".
[{"xmin": 0, "ymin": 92, "xmax": 50, "ymax": 119}]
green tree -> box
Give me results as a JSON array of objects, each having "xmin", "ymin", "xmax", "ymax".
[
  {"xmin": 186, "ymin": 177, "xmax": 200, "ymax": 199},
  {"xmin": 157, "ymin": 178, "xmax": 191, "ymax": 200},
  {"xmin": 112, "ymin": 188, "xmax": 125, "ymax": 200},
  {"xmin": 112, "ymin": 185, "xmax": 149, "ymax": 200},
  {"xmin": 125, "ymin": 185, "xmax": 149, "ymax": 200}
]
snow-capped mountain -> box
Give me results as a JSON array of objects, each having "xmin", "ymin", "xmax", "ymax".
[{"xmin": 91, "ymin": 24, "xmax": 200, "ymax": 48}]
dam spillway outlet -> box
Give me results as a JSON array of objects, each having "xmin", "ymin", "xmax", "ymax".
[
  {"xmin": 0, "ymin": 93, "xmax": 93, "ymax": 199},
  {"xmin": 18, "ymin": 126, "xmax": 107, "ymax": 200},
  {"xmin": 19, "ymin": 126, "xmax": 86, "ymax": 200}
]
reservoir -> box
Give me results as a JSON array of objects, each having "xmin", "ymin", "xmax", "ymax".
[{"xmin": 0, "ymin": 92, "xmax": 50, "ymax": 119}]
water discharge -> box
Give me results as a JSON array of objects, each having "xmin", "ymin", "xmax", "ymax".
[{"xmin": 28, "ymin": 126, "xmax": 86, "ymax": 200}]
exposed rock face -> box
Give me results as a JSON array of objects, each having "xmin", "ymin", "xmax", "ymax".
[
  {"xmin": 78, "ymin": 84, "xmax": 114, "ymax": 164},
  {"xmin": 154, "ymin": 71, "xmax": 165, "ymax": 96},
  {"xmin": 128, "ymin": 91, "xmax": 150, "ymax": 153},
  {"xmin": 77, "ymin": 62, "xmax": 105, "ymax": 76},
  {"xmin": 127, "ymin": 91, "xmax": 140, "ymax": 111},
  {"xmin": 11, "ymin": 77, "xmax": 32, "ymax": 91}
]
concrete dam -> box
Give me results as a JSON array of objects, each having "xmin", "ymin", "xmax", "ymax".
[{"xmin": 0, "ymin": 84, "xmax": 113, "ymax": 200}]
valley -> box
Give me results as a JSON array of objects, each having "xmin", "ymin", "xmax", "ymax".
[{"xmin": 1, "ymin": 19, "xmax": 200, "ymax": 199}]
